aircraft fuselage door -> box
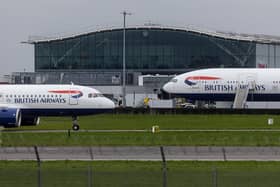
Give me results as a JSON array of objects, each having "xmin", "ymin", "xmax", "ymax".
[
  {"xmin": 247, "ymin": 76, "xmax": 257, "ymax": 90},
  {"xmin": 238, "ymin": 73, "xmax": 257, "ymax": 90},
  {"xmin": 69, "ymin": 88, "xmax": 79, "ymax": 105},
  {"xmin": 0, "ymin": 93, "xmax": 4, "ymax": 103}
]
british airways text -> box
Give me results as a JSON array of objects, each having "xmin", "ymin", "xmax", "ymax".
[
  {"xmin": 204, "ymin": 84, "xmax": 266, "ymax": 92},
  {"xmin": 14, "ymin": 98, "xmax": 67, "ymax": 104}
]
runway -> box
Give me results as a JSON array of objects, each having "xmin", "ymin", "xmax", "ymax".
[{"xmin": 1, "ymin": 146, "xmax": 280, "ymax": 161}]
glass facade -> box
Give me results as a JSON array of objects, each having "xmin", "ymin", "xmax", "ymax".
[
  {"xmin": 35, "ymin": 28, "xmax": 257, "ymax": 72},
  {"xmin": 256, "ymin": 44, "xmax": 280, "ymax": 68}
]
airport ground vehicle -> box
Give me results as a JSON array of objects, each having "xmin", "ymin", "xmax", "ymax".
[{"xmin": 180, "ymin": 102, "xmax": 196, "ymax": 109}]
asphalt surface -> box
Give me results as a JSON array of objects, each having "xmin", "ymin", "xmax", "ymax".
[{"xmin": 1, "ymin": 146, "xmax": 280, "ymax": 161}]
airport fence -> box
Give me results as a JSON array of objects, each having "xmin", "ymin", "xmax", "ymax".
[
  {"xmin": 0, "ymin": 160, "xmax": 279, "ymax": 187},
  {"xmin": 0, "ymin": 146, "xmax": 280, "ymax": 186}
]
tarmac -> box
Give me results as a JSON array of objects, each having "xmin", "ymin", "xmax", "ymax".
[{"xmin": 1, "ymin": 146, "xmax": 280, "ymax": 161}]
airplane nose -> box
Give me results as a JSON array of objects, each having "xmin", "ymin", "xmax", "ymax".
[
  {"xmin": 106, "ymin": 98, "xmax": 115, "ymax": 109},
  {"xmin": 162, "ymin": 82, "xmax": 173, "ymax": 93}
]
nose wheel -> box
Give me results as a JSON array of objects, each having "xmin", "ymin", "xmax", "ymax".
[
  {"xmin": 72, "ymin": 124, "xmax": 80, "ymax": 131},
  {"xmin": 72, "ymin": 116, "xmax": 80, "ymax": 131}
]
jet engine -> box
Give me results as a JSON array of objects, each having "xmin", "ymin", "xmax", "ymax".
[{"xmin": 0, "ymin": 108, "xmax": 21, "ymax": 127}]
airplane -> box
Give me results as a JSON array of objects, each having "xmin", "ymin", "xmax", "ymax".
[
  {"xmin": 0, "ymin": 84, "xmax": 115, "ymax": 130},
  {"xmin": 162, "ymin": 68, "xmax": 280, "ymax": 104}
]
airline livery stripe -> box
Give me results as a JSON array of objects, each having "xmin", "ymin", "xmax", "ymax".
[
  {"xmin": 48, "ymin": 90, "xmax": 81, "ymax": 94},
  {"xmin": 186, "ymin": 76, "xmax": 221, "ymax": 80}
]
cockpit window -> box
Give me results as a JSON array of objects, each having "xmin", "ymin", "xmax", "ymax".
[
  {"xmin": 170, "ymin": 78, "xmax": 178, "ymax": 83},
  {"xmin": 95, "ymin": 93, "xmax": 104, "ymax": 97},
  {"xmin": 88, "ymin": 93, "xmax": 104, "ymax": 98}
]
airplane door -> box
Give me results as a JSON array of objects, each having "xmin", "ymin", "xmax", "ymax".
[
  {"xmin": 0, "ymin": 93, "xmax": 4, "ymax": 103},
  {"xmin": 69, "ymin": 88, "xmax": 79, "ymax": 105},
  {"xmin": 247, "ymin": 76, "xmax": 257, "ymax": 90},
  {"xmin": 238, "ymin": 73, "xmax": 257, "ymax": 89}
]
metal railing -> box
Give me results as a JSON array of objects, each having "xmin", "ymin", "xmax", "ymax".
[{"xmin": 0, "ymin": 158, "xmax": 279, "ymax": 187}]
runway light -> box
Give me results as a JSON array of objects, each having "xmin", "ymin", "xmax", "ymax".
[
  {"xmin": 268, "ymin": 118, "xmax": 274, "ymax": 125},
  {"xmin": 152, "ymin": 125, "xmax": 160, "ymax": 133}
]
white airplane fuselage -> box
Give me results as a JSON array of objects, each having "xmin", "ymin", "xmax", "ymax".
[
  {"xmin": 163, "ymin": 68, "xmax": 280, "ymax": 101},
  {"xmin": 0, "ymin": 84, "xmax": 115, "ymax": 128}
]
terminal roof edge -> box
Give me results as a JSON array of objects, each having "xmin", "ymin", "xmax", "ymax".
[{"xmin": 23, "ymin": 25, "xmax": 280, "ymax": 45}]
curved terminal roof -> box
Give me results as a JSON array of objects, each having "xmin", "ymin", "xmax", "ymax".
[{"xmin": 25, "ymin": 24, "xmax": 280, "ymax": 45}]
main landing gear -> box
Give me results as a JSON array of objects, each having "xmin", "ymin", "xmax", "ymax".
[{"xmin": 72, "ymin": 116, "xmax": 80, "ymax": 131}]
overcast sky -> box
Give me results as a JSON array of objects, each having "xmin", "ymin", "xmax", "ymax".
[{"xmin": 1, "ymin": 0, "xmax": 280, "ymax": 75}]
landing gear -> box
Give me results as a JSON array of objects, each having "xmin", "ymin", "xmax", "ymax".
[
  {"xmin": 72, "ymin": 116, "xmax": 80, "ymax": 131},
  {"xmin": 72, "ymin": 124, "xmax": 80, "ymax": 131}
]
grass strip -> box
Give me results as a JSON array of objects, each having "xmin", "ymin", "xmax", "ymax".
[
  {"xmin": 5, "ymin": 114, "xmax": 280, "ymax": 130},
  {"xmin": 3, "ymin": 131, "xmax": 280, "ymax": 146},
  {"xmin": 0, "ymin": 161, "xmax": 279, "ymax": 187}
]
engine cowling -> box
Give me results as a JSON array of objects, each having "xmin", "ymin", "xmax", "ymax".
[
  {"xmin": 0, "ymin": 108, "xmax": 21, "ymax": 127},
  {"xmin": 21, "ymin": 116, "xmax": 40, "ymax": 126}
]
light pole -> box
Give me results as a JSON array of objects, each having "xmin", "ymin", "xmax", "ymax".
[{"xmin": 121, "ymin": 11, "xmax": 131, "ymax": 107}]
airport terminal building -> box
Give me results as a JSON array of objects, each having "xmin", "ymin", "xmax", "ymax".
[{"xmin": 16, "ymin": 25, "xmax": 280, "ymax": 86}]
